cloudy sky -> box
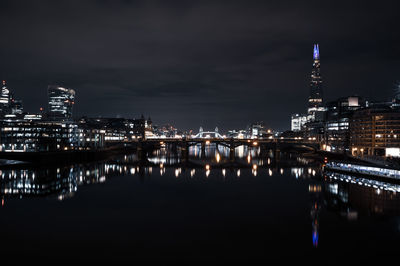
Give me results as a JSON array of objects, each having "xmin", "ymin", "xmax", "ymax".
[{"xmin": 0, "ymin": 0, "xmax": 399, "ymax": 131}]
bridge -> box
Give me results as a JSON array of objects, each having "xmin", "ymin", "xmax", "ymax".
[
  {"xmin": 104, "ymin": 127, "xmax": 322, "ymax": 161},
  {"xmin": 192, "ymin": 127, "xmax": 224, "ymax": 139},
  {"xmin": 127, "ymin": 135, "xmax": 320, "ymax": 162}
]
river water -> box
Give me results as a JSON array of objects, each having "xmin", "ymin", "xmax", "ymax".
[{"xmin": 1, "ymin": 145, "xmax": 399, "ymax": 264}]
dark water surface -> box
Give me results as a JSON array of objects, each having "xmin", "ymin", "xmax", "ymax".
[{"xmin": 1, "ymin": 146, "xmax": 400, "ymax": 264}]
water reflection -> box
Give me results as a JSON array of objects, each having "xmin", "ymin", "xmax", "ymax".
[
  {"xmin": 2, "ymin": 145, "xmax": 400, "ymax": 251},
  {"xmin": 323, "ymin": 171, "xmax": 400, "ymax": 217},
  {"xmin": 0, "ymin": 145, "xmax": 319, "ymax": 201}
]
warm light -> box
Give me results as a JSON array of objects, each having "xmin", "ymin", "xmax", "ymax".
[
  {"xmin": 247, "ymin": 154, "xmax": 251, "ymax": 164},
  {"xmin": 252, "ymin": 164, "xmax": 257, "ymax": 170},
  {"xmin": 253, "ymin": 141, "xmax": 258, "ymax": 146},
  {"xmin": 205, "ymin": 164, "xmax": 210, "ymax": 170},
  {"xmin": 216, "ymin": 153, "xmax": 221, "ymax": 163},
  {"xmin": 222, "ymin": 169, "xmax": 226, "ymax": 177},
  {"xmin": 236, "ymin": 169, "xmax": 241, "ymax": 177},
  {"xmin": 205, "ymin": 140, "xmax": 211, "ymax": 145}
]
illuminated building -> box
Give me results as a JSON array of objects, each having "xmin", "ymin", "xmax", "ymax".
[
  {"xmin": 0, "ymin": 119, "xmax": 81, "ymax": 152},
  {"xmin": 350, "ymin": 106, "xmax": 400, "ymax": 157},
  {"xmin": 289, "ymin": 44, "xmax": 325, "ymax": 135},
  {"xmin": 77, "ymin": 115, "xmax": 153, "ymax": 143},
  {"xmin": 48, "ymin": 85, "xmax": 75, "ymax": 120},
  {"xmin": 0, "ymin": 80, "xmax": 11, "ymax": 115},
  {"xmin": 10, "ymin": 99, "xmax": 23, "ymax": 115},
  {"xmin": 248, "ymin": 122, "xmax": 267, "ymax": 138},
  {"xmin": 324, "ymin": 96, "xmax": 367, "ymax": 151},
  {"xmin": 307, "ymin": 44, "xmax": 325, "ymax": 121},
  {"xmin": 291, "ymin": 113, "xmax": 312, "ymax": 131}
]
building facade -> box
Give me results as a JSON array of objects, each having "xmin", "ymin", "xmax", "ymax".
[
  {"xmin": 291, "ymin": 113, "xmax": 312, "ymax": 132},
  {"xmin": 324, "ymin": 96, "xmax": 367, "ymax": 152},
  {"xmin": 350, "ymin": 106, "xmax": 400, "ymax": 157},
  {"xmin": 0, "ymin": 80, "xmax": 11, "ymax": 115},
  {"xmin": 0, "ymin": 119, "xmax": 81, "ymax": 152},
  {"xmin": 48, "ymin": 85, "xmax": 75, "ymax": 120}
]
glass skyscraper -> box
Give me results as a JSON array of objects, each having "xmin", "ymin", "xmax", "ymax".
[
  {"xmin": 0, "ymin": 80, "xmax": 11, "ymax": 115},
  {"xmin": 307, "ymin": 44, "xmax": 325, "ymax": 121},
  {"xmin": 48, "ymin": 85, "xmax": 75, "ymax": 119}
]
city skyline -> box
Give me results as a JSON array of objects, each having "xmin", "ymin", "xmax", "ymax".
[
  {"xmin": 0, "ymin": 0, "xmax": 399, "ymax": 131},
  {"xmin": 2, "ymin": 2, "xmax": 400, "ymax": 263}
]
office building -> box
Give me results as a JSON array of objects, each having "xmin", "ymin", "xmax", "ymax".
[
  {"xmin": 324, "ymin": 96, "xmax": 367, "ymax": 151},
  {"xmin": 350, "ymin": 105, "xmax": 400, "ymax": 157},
  {"xmin": 48, "ymin": 85, "xmax": 75, "ymax": 119}
]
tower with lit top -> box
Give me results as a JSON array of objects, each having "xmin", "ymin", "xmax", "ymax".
[{"xmin": 307, "ymin": 44, "xmax": 325, "ymax": 121}]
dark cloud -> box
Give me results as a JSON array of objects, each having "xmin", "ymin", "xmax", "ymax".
[{"xmin": 0, "ymin": 0, "xmax": 399, "ymax": 131}]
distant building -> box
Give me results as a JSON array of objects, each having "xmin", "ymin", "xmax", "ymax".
[
  {"xmin": 307, "ymin": 44, "xmax": 325, "ymax": 121},
  {"xmin": 48, "ymin": 85, "xmax": 75, "ymax": 120},
  {"xmin": 291, "ymin": 113, "xmax": 311, "ymax": 131},
  {"xmin": 0, "ymin": 80, "xmax": 11, "ymax": 115},
  {"xmin": 290, "ymin": 44, "xmax": 325, "ymax": 135},
  {"xmin": 10, "ymin": 99, "xmax": 23, "ymax": 115}
]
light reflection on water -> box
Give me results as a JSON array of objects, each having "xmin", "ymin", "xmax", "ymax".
[
  {"xmin": 1, "ymin": 145, "xmax": 400, "ymax": 259},
  {"xmin": 0, "ymin": 144, "xmax": 321, "ymax": 201}
]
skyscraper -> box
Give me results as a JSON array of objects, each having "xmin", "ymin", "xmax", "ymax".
[
  {"xmin": 0, "ymin": 80, "xmax": 11, "ymax": 115},
  {"xmin": 48, "ymin": 85, "xmax": 75, "ymax": 120},
  {"xmin": 307, "ymin": 44, "xmax": 325, "ymax": 121}
]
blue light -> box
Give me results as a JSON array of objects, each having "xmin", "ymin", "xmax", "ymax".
[
  {"xmin": 313, "ymin": 230, "xmax": 319, "ymax": 247},
  {"xmin": 313, "ymin": 44, "xmax": 320, "ymax": 60}
]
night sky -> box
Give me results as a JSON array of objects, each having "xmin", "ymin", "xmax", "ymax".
[{"xmin": 0, "ymin": 0, "xmax": 399, "ymax": 131}]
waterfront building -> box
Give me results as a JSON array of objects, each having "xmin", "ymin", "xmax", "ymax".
[
  {"xmin": 77, "ymin": 116, "xmax": 153, "ymax": 144},
  {"xmin": 350, "ymin": 105, "xmax": 400, "ymax": 157},
  {"xmin": 0, "ymin": 118, "xmax": 81, "ymax": 152},
  {"xmin": 307, "ymin": 44, "xmax": 325, "ymax": 121},
  {"xmin": 324, "ymin": 96, "xmax": 367, "ymax": 152},
  {"xmin": 48, "ymin": 85, "xmax": 75, "ymax": 120}
]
